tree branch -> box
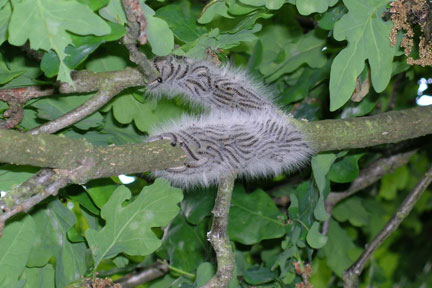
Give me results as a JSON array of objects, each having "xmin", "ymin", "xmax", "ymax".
[
  {"xmin": 342, "ymin": 164, "xmax": 432, "ymax": 288},
  {"xmin": 301, "ymin": 105, "xmax": 432, "ymax": 151},
  {"xmin": 114, "ymin": 262, "xmax": 169, "ymax": 288},
  {"xmin": 203, "ymin": 174, "xmax": 236, "ymax": 288},
  {"xmin": 121, "ymin": 0, "xmax": 156, "ymax": 81}
]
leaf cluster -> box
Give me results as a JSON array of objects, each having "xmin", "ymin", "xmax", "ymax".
[{"xmin": 0, "ymin": 0, "xmax": 431, "ymax": 287}]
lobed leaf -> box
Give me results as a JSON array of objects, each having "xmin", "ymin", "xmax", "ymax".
[
  {"xmin": 85, "ymin": 179, "xmax": 183, "ymax": 267},
  {"xmin": 8, "ymin": 0, "xmax": 110, "ymax": 83},
  {"xmin": 329, "ymin": 0, "xmax": 395, "ymax": 111}
]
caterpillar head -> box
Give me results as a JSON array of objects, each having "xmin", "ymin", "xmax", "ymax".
[{"xmin": 148, "ymin": 56, "xmax": 180, "ymax": 89}]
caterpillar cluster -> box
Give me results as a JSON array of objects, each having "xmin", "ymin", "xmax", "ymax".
[{"xmin": 146, "ymin": 56, "xmax": 313, "ymax": 188}]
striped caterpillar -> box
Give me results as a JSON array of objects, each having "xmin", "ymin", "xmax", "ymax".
[{"xmin": 146, "ymin": 56, "xmax": 313, "ymax": 188}]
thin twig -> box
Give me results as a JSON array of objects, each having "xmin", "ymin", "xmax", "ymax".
[
  {"xmin": 114, "ymin": 262, "xmax": 169, "ymax": 288},
  {"xmin": 203, "ymin": 174, "xmax": 236, "ymax": 288},
  {"xmin": 343, "ymin": 164, "xmax": 432, "ymax": 288},
  {"xmin": 0, "ymin": 169, "xmax": 68, "ymax": 236},
  {"xmin": 121, "ymin": 0, "xmax": 155, "ymax": 81}
]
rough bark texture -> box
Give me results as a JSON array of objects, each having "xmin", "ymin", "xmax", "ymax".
[
  {"xmin": 0, "ymin": 129, "xmax": 186, "ymax": 180},
  {"xmin": 299, "ymin": 105, "xmax": 432, "ymax": 151}
]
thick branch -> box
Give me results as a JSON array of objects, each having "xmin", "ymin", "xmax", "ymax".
[
  {"xmin": 203, "ymin": 175, "xmax": 236, "ymax": 288},
  {"xmin": 0, "ymin": 129, "xmax": 186, "ymax": 180},
  {"xmin": 343, "ymin": 164, "xmax": 432, "ymax": 288},
  {"xmin": 300, "ymin": 105, "xmax": 432, "ymax": 151},
  {"xmin": 0, "ymin": 106, "xmax": 430, "ymax": 173}
]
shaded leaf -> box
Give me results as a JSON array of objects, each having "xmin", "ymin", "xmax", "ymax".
[
  {"xmin": 306, "ymin": 221, "xmax": 328, "ymax": 248},
  {"xmin": 311, "ymin": 153, "xmax": 336, "ymax": 193},
  {"xmin": 322, "ymin": 219, "xmax": 362, "ymax": 276},
  {"xmin": 181, "ymin": 188, "xmax": 216, "ymax": 225},
  {"xmin": 333, "ymin": 196, "xmax": 369, "ymax": 227},
  {"xmin": 20, "ymin": 265, "xmax": 55, "ymax": 288},
  {"xmin": 228, "ymin": 187, "xmax": 285, "ymax": 245},
  {"xmin": 157, "ymin": 214, "xmax": 209, "ymax": 273},
  {"xmin": 112, "ymin": 94, "xmax": 186, "ymax": 132},
  {"xmin": 32, "ymin": 94, "xmax": 103, "ymax": 130},
  {"xmin": 156, "ymin": 0, "xmax": 207, "ymax": 43},
  {"xmin": 243, "ymin": 267, "xmax": 276, "ymax": 285},
  {"xmin": 27, "ymin": 200, "xmax": 88, "ymax": 288},
  {"xmin": 328, "ymin": 154, "xmax": 363, "ymax": 183},
  {"xmin": 0, "ymin": 216, "xmax": 35, "ymax": 287}
]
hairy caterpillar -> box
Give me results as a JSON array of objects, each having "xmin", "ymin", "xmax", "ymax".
[
  {"xmin": 147, "ymin": 56, "xmax": 275, "ymax": 112},
  {"xmin": 146, "ymin": 56, "xmax": 313, "ymax": 188}
]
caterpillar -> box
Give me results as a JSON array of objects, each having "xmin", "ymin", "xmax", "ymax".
[
  {"xmin": 146, "ymin": 56, "xmax": 313, "ymax": 188},
  {"xmin": 147, "ymin": 56, "xmax": 275, "ymax": 112}
]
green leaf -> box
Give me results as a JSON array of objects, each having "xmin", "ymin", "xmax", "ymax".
[
  {"xmin": 27, "ymin": 200, "xmax": 88, "ymax": 288},
  {"xmin": 157, "ymin": 214, "xmax": 209, "ymax": 273},
  {"xmin": 340, "ymin": 95, "xmax": 377, "ymax": 118},
  {"xmin": 84, "ymin": 178, "xmax": 118, "ymax": 209},
  {"xmin": 311, "ymin": 153, "xmax": 337, "ymax": 193},
  {"xmin": 306, "ymin": 221, "xmax": 328, "ymax": 249},
  {"xmin": 99, "ymin": 0, "xmax": 127, "ymax": 24},
  {"xmin": 0, "ymin": 2, "xmax": 11, "ymax": 45},
  {"xmin": 77, "ymin": 0, "xmax": 109, "ymax": 11},
  {"xmin": 181, "ymin": 188, "xmax": 216, "ymax": 225},
  {"xmin": 0, "ymin": 165, "xmax": 37, "ymax": 192},
  {"xmin": 147, "ymin": 16, "xmax": 174, "ymax": 56},
  {"xmin": 317, "ymin": 5, "xmax": 346, "ymax": 30},
  {"xmin": 322, "ymin": 219, "xmax": 362, "ymax": 276},
  {"xmin": 333, "ymin": 197, "xmax": 369, "ymax": 227},
  {"xmin": 67, "ymin": 189, "xmax": 100, "ymax": 215},
  {"xmin": 156, "ymin": 0, "xmax": 207, "ymax": 43},
  {"xmin": 8, "ymin": 0, "xmax": 110, "ymax": 83},
  {"xmin": 194, "ymin": 262, "xmax": 216, "ymax": 287},
  {"xmin": 85, "ymin": 42, "xmax": 129, "ymax": 72},
  {"xmin": 239, "ymin": 0, "xmax": 266, "ymax": 6},
  {"xmin": 228, "ymin": 187, "xmax": 285, "ymax": 245},
  {"xmin": 266, "ymin": 0, "xmax": 285, "ymax": 10},
  {"xmin": 41, "ymin": 23, "xmax": 126, "ymax": 76},
  {"xmin": 112, "ymin": 94, "xmax": 187, "ymax": 132},
  {"xmin": 40, "ymin": 50, "xmax": 60, "ymax": 78},
  {"xmin": 296, "ymin": 0, "xmax": 336, "ymax": 15},
  {"xmin": 32, "ymin": 94, "xmax": 103, "ymax": 130},
  {"xmin": 328, "ymin": 154, "xmax": 363, "ymax": 183},
  {"xmin": 179, "ymin": 24, "xmax": 262, "ymax": 58},
  {"xmin": 314, "ymin": 195, "xmax": 329, "ymax": 221},
  {"xmin": 260, "ymin": 30, "xmax": 326, "ymax": 82},
  {"xmin": 329, "ymin": 0, "xmax": 395, "ymax": 110},
  {"xmin": 243, "ymin": 267, "xmax": 276, "ymax": 285},
  {"xmin": 198, "ymin": 1, "xmax": 232, "ymax": 24},
  {"xmin": 85, "ymin": 180, "xmax": 183, "ymax": 267},
  {"xmin": 0, "ymin": 216, "xmax": 35, "ymax": 287},
  {"xmin": 100, "ymin": 111, "xmax": 146, "ymax": 145},
  {"xmin": 0, "ymin": 46, "xmax": 41, "ymax": 88},
  {"xmin": 379, "ymin": 166, "xmax": 409, "ymax": 200},
  {"xmin": 20, "ymin": 265, "xmax": 55, "ymax": 288}
]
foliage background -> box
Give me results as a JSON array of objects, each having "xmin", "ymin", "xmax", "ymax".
[{"xmin": 0, "ymin": 0, "xmax": 431, "ymax": 287}]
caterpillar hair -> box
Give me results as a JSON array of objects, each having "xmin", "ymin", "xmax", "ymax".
[
  {"xmin": 146, "ymin": 56, "xmax": 314, "ymax": 188},
  {"xmin": 147, "ymin": 56, "xmax": 275, "ymax": 112},
  {"xmin": 147, "ymin": 110, "xmax": 313, "ymax": 188}
]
